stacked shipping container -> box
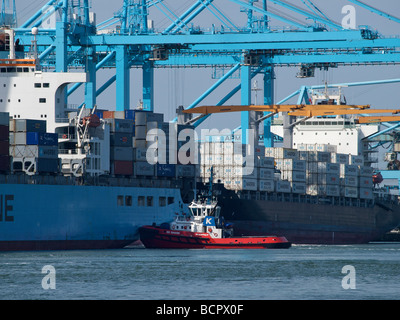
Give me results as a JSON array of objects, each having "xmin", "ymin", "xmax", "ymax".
[
  {"xmin": 101, "ymin": 110, "xmax": 196, "ymax": 179},
  {"xmin": 199, "ymin": 141, "xmax": 375, "ymax": 200},
  {"xmin": 0, "ymin": 112, "xmax": 9, "ymax": 172},
  {"xmin": 201, "ymin": 142, "xmax": 275, "ymax": 191},
  {"xmin": 9, "ymin": 119, "xmax": 59, "ymax": 174},
  {"xmin": 104, "ymin": 112, "xmax": 134, "ymax": 176}
]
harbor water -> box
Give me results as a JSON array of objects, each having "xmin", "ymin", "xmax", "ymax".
[{"xmin": 0, "ymin": 244, "xmax": 399, "ymax": 300}]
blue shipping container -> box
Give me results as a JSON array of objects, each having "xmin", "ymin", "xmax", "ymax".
[
  {"xmin": 26, "ymin": 132, "xmax": 58, "ymax": 146},
  {"xmin": 37, "ymin": 158, "xmax": 59, "ymax": 173},
  {"xmin": 94, "ymin": 110, "xmax": 104, "ymax": 119},
  {"xmin": 125, "ymin": 110, "xmax": 135, "ymax": 121},
  {"xmin": 157, "ymin": 164, "xmax": 176, "ymax": 177}
]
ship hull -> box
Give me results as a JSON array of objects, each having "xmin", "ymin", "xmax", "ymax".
[
  {"xmin": 0, "ymin": 240, "xmax": 132, "ymax": 251},
  {"xmin": 139, "ymin": 226, "xmax": 291, "ymax": 249},
  {"xmin": 0, "ymin": 183, "xmax": 183, "ymax": 251},
  {"xmin": 219, "ymin": 195, "xmax": 400, "ymax": 245}
]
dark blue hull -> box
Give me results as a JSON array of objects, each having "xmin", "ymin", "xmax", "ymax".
[{"xmin": 0, "ymin": 183, "xmax": 182, "ymax": 251}]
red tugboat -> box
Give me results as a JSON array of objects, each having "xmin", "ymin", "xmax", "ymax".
[{"xmin": 139, "ymin": 196, "xmax": 291, "ymax": 249}]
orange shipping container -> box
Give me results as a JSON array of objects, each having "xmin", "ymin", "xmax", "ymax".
[{"xmin": 103, "ymin": 111, "xmax": 115, "ymax": 119}]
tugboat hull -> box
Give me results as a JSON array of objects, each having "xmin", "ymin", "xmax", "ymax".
[{"xmin": 139, "ymin": 226, "xmax": 291, "ymax": 249}]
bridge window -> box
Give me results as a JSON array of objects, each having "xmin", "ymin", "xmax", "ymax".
[
  {"xmin": 159, "ymin": 197, "xmax": 166, "ymax": 207},
  {"xmin": 147, "ymin": 196, "xmax": 153, "ymax": 207},
  {"xmin": 138, "ymin": 196, "xmax": 145, "ymax": 207},
  {"xmin": 125, "ymin": 196, "xmax": 132, "ymax": 206},
  {"xmin": 117, "ymin": 195, "xmax": 124, "ymax": 206}
]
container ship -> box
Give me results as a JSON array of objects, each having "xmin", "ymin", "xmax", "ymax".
[
  {"xmin": 197, "ymin": 89, "xmax": 400, "ymax": 244},
  {"xmin": 0, "ymin": 26, "xmax": 399, "ymax": 250}
]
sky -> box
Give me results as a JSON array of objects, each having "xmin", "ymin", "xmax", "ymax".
[{"xmin": 10, "ymin": 0, "xmax": 400, "ymax": 132}]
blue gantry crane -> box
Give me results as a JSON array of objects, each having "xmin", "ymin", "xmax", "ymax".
[{"xmin": 8, "ymin": 0, "xmax": 400, "ymax": 149}]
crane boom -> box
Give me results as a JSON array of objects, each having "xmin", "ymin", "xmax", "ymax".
[
  {"xmin": 289, "ymin": 109, "xmax": 400, "ymax": 117},
  {"xmin": 357, "ymin": 116, "xmax": 400, "ymax": 124},
  {"xmin": 182, "ymin": 104, "xmax": 371, "ymax": 115}
]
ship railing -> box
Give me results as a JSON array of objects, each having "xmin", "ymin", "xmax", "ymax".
[
  {"xmin": 58, "ymin": 149, "xmax": 79, "ymax": 155},
  {"xmin": 55, "ymin": 118, "xmax": 70, "ymax": 123},
  {"xmin": 58, "ymin": 134, "xmax": 77, "ymax": 140},
  {"xmin": 176, "ymin": 215, "xmax": 193, "ymax": 222},
  {"xmin": 0, "ymin": 173, "xmax": 184, "ymax": 189},
  {"xmin": 238, "ymin": 190, "xmax": 376, "ymax": 208}
]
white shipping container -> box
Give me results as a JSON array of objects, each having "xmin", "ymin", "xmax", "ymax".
[
  {"xmin": 276, "ymin": 180, "xmax": 291, "ymax": 193},
  {"xmin": 10, "ymin": 145, "xmax": 58, "ymax": 159},
  {"xmin": 224, "ymin": 155, "xmax": 233, "ymax": 165},
  {"xmin": 359, "ymin": 177, "xmax": 373, "ymax": 188},
  {"xmin": 265, "ymin": 147, "xmax": 274, "ymax": 157},
  {"xmin": 223, "ymin": 142, "xmax": 234, "ymax": 155},
  {"xmin": 200, "ymin": 143, "xmax": 212, "ymax": 155},
  {"xmin": 341, "ymin": 176, "xmax": 358, "ymax": 187},
  {"xmin": 281, "ymin": 170, "xmax": 306, "ymax": 182},
  {"xmin": 349, "ymin": 155, "xmax": 364, "ymax": 165},
  {"xmin": 283, "ymin": 159, "xmax": 306, "ymax": 171},
  {"xmin": 359, "ymin": 166, "xmax": 374, "ymax": 177},
  {"xmin": 315, "ymin": 144, "xmax": 337, "ymax": 153},
  {"xmin": 296, "ymin": 143, "xmax": 307, "ymax": 151},
  {"xmin": 200, "ymin": 165, "xmax": 212, "ymax": 178},
  {"xmin": 213, "ymin": 154, "xmax": 224, "ymax": 165},
  {"xmin": 317, "ymin": 162, "xmax": 340, "ymax": 175},
  {"xmin": 233, "ymin": 166, "xmax": 258, "ymax": 179},
  {"xmin": 14, "ymin": 132, "xmax": 27, "ymax": 145},
  {"xmin": 233, "ymin": 154, "xmax": 243, "ymax": 166},
  {"xmin": 259, "ymin": 168, "xmax": 275, "ymax": 180},
  {"xmin": 259, "ymin": 179, "xmax": 275, "ymax": 192},
  {"xmin": 306, "ymin": 161, "xmax": 318, "ymax": 173},
  {"xmin": 318, "ymin": 173, "xmax": 340, "ymax": 185},
  {"xmin": 343, "ymin": 187, "xmax": 358, "ymax": 198},
  {"xmin": 359, "ymin": 187, "xmax": 374, "ymax": 199},
  {"xmin": 298, "ymin": 151, "xmax": 308, "ymax": 161},
  {"xmin": 200, "ymin": 154, "xmax": 213, "ymax": 166},
  {"xmin": 318, "ymin": 184, "xmax": 340, "ymax": 197},
  {"xmin": 223, "ymin": 166, "xmax": 234, "ymax": 177},
  {"xmin": 306, "ymin": 144, "xmax": 316, "ymax": 151},
  {"xmin": 233, "ymin": 178, "xmax": 258, "ymax": 191},
  {"xmin": 269, "ymin": 147, "xmax": 298, "ymax": 159},
  {"xmin": 331, "ymin": 153, "xmax": 349, "ymax": 164},
  {"xmin": 307, "ymin": 151, "xmax": 331, "ymax": 163},
  {"xmin": 213, "ymin": 142, "xmax": 224, "ymax": 155},
  {"xmin": 291, "ymin": 182, "xmax": 306, "ymax": 194},
  {"xmin": 258, "ymin": 156, "xmax": 274, "ymax": 168},
  {"xmin": 306, "ymin": 172, "xmax": 318, "ymax": 185},
  {"xmin": 340, "ymin": 164, "xmax": 358, "ymax": 177}
]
